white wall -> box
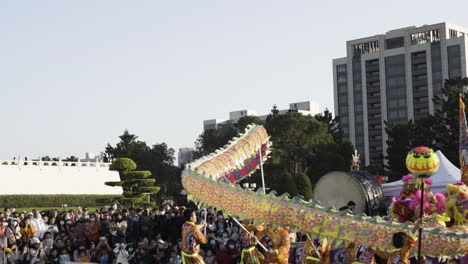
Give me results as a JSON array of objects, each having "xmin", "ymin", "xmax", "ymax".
[{"xmin": 0, "ymin": 162, "xmax": 122, "ymax": 194}]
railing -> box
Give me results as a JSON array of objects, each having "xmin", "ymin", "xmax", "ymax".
[{"xmin": 0, "ymin": 160, "xmax": 110, "ymax": 168}]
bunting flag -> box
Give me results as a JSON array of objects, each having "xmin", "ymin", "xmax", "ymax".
[{"xmin": 459, "ymin": 93, "xmax": 468, "ymax": 184}]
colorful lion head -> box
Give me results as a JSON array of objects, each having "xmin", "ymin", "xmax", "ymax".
[
  {"xmin": 445, "ymin": 182, "xmax": 468, "ymax": 226},
  {"xmin": 405, "ymin": 147, "xmax": 440, "ymax": 177}
]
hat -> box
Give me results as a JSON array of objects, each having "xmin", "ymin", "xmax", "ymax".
[{"xmin": 30, "ymin": 237, "xmax": 40, "ymax": 244}]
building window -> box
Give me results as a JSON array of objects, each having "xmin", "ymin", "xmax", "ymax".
[
  {"xmin": 385, "ymin": 37, "xmax": 405, "ymax": 50},
  {"xmin": 337, "ymin": 64, "xmax": 347, "ymax": 73},
  {"xmin": 448, "ymin": 45, "xmax": 462, "ymax": 79},
  {"xmin": 352, "ymin": 40, "xmax": 379, "ymax": 55},
  {"xmin": 410, "ymin": 29, "xmax": 440, "ymax": 45}
]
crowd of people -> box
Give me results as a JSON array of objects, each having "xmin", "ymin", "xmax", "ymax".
[{"xmin": 0, "ymin": 202, "xmax": 265, "ymax": 264}]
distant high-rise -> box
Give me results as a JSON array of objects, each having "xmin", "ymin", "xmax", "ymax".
[{"xmin": 333, "ymin": 22, "xmax": 468, "ymax": 168}]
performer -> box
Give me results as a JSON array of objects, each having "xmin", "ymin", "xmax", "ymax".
[
  {"xmin": 257, "ymin": 224, "xmax": 290, "ymax": 264},
  {"xmin": 345, "ymin": 242, "xmax": 377, "ymax": 264},
  {"xmin": 373, "ymin": 221, "xmax": 421, "ymax": 264},
  {"xmin": 239, "ymin": 220, "xmax": 264, "ymax": 264},
  {"xmin": 302, "ymin": 237, "xmax": 332, "ymax": 264},
  {"xmin": 181, "ymin": 209, "xmax": 207, "ymax": 264}
]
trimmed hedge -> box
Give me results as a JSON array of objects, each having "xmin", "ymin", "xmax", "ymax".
[{"xmin": 0, "ymin": 195, "xmax": 120, "ymax": 208}]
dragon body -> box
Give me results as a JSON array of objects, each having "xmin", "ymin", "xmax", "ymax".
[{"xmin": 181, "ymin": 125, "xmax": 468, "ymax": 258}]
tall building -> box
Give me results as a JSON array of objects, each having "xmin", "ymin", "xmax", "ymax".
[
  {"xmin": 333, "ymin": 22, "xmax": 468, "ymax": 168},
  {"xmin": 203, "ymin": 101, "xmax": 321, "ymax": 131}
]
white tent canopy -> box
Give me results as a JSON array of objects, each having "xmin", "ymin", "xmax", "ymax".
[{"xmin": 382, "ymin": 151, "xmax": 461, "ymax": 197}]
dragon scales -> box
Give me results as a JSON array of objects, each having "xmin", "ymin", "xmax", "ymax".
[{"xmin": 181, "ymin": 125, "xmax": 468, "ymax": 258}]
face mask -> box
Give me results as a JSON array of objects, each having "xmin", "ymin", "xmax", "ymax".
[
  {"xmin": 90, "ymin": 218, "xmax": 95, "ymax": 222},
  {"xmin": 128, "ymin": 248, "xmax": 134, "ymax": 252},
  {"xmin": 229, "ymin": 245, "xmax": 235, "ymax": 249},
  {"xmin": 222, "ymin": 234, "xmax": 228, "ymax": 238}
]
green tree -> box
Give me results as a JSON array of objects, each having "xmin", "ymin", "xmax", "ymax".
[
  {"xmin": 295, "ymin": 170, "xmax": 313, "ymax": 200},
  {"xmin": 106, "ymin": 158, "xmax": 160, "ymax": 207},
  {"xmin": 433, "ymin": 77, "xmax": 468, "ymax": 165},
  {"xmin": 276, "ymin": 171, "xmax": 298, "ymax": 196},
  {"xmin": 105, "ymin": 130, "xmax": 148, "ymax": 163},
  {"xmin": 105, "ymin": 131, "xmax": 182, "ymax": 204},
  {"xmin": 63, "ymin": 156, "xmax": 78, "ymax": 162},
  {"xmin": 234, "ymin": 116, "xmax": 265, "ymax": 132},
  {"xmin": 193, "ymin": 127, "xmax": 237, "ymax": 159},
  {"xmin": 385, "ymin": 121, "xmax": 413, "ymax": 181},
  {"xmin": 315, "ymin": 109, "xmax": 343, "ymax": 144},
  {"xmin": 266, "ymin": 111, "xmax": 333, "ymax": 177},
  {"xmin": 307, "ymin": 141, "xmax": 354, "ymax": 183}
]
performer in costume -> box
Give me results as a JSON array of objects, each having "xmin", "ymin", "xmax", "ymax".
[
  {"xmin": 345, "ymin": 243, "xmax": 377, "ymax": 264},
  {"xmin": 256, "ymin": 224, "xmax": 290, "ymax": 264},
  {"xmin": 373, "ymin": 221, "xmax": 421, "ymax": 264},
  {"xmin": 240, "ymin": 220, "xmax": 264, "ymax": 264},
  {"xmin": 302, "ymin": 237, "xmax": 332, "ymax": 264},
  {"xmin": 181, "ymin": 209, "xmax": 207, "ymax": 264}
]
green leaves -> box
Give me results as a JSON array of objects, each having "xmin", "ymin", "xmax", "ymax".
[
  {"xmin": 109, "ymin": 158, "xmax": 137, "ymax": 172},
  {"xmin": 105, "ymin": 157, "xmax": 160, "ymax": 207}
]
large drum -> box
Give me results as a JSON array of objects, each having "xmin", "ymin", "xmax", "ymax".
[{"xmin": 313, "ymin": 171, "xmax": 385, "ymax": 216}]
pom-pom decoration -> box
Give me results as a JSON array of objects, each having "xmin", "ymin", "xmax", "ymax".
[{"xmin": 405, "ymin": 146, "xmax": 440, "ymax": 177}]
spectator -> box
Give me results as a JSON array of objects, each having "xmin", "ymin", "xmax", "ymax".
[
  {"xmin": 205, "ymin": 250, "xmax": 215, "ymax": 264},
  {"xmin": 110, "ymin": 213, "xmax": 127, "ymax": 246},
  {"xmin": 31, "ymin": 210, "xmax": 47, "ymax": 239},
  {"xmin": 114, "ymin": 243, "xmax": 130, "ymax": 264},
  {"xmin": 47, "ymin": 248, "xmax": 60, "ymax": 264},
  {"xmin": 20, "ymin": 218, "xmax": 35, "ymax": 245},
  {"xmin": 84, "ymin": 213, "xmax": 100, "ymax": 243},
  {"xmin": 94, "ymin": 237, "xmax": 112, "ymax": 264}
]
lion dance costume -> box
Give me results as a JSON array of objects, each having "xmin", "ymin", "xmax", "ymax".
[
  {"xmin": 181, "ymin": 221, "xmax": 207, "ymax": 264},
  {"xmin": 302, "ymin": 238, "xmax": 332, "ymax": 264},
  {"xmin": 256, "ymin": 225, "xmax": 290, "ymax": 264},
  {"xmin": 240, "ymin": 223, "xmax": 264, "ymax": 264}
]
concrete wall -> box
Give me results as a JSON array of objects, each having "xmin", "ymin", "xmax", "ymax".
[{"xmin": 0, "ymin": 161, "xmax": 122, "ymax": 194}]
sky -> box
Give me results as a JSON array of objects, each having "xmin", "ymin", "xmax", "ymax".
[{"xmin": 1, "ymin": 0, "xmax": 467, "ymax": 160}]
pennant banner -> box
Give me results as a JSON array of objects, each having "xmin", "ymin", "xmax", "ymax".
[{"xmin": 459, "ymin": 93, "xmax": 468, "ymax": 185}]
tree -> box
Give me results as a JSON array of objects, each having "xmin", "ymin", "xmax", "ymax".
[
  {"xmin": 385, "ymin": 122, "xmax": 413, "ymax": 181},
  {"xmin": 315, "ymin": 109, "xmax": 343, "ymax": 144},
  {"xmin": 105, "ymin": 131, "xmax": 182, "ymax": 204},
  {"xmin": 295, "ymin": 170, "xmax": 313, "ymax": 200},
  {"xmin": 234, "ymin": 116, "xmax": 265, "ymax": 132},
  {"xmin": 105, "ymin": 130, "xmax": 148, "ymax": 164},
  {"xmin": 193, "ymin": 127, "xmax": 237, "ymax": 159},
  {"xmin": 63, "ymin": 156, "xmax": 78, "ymax": 162},
  {"xmin": 307, "ymin": 141, "xmax": 354, "ymax": 183},
  {"xmin": 106, "ymin": 158, "xmax": 160, "ymax": 208},
  {"xmin": 265, "ymin": 111, "xmax": 333, "ymax": 177},
  {"xmin": 433, "ymin": 77, "xmax": 468, "ymax": 165},
  {"xmin": 276, "ymin": 171, "xmax": 298, "ymax": 196}
]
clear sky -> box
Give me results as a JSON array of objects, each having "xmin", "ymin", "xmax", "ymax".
[{"xmin": 1, "ymin": 0, "xmax": 467, "ymax": 160}]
